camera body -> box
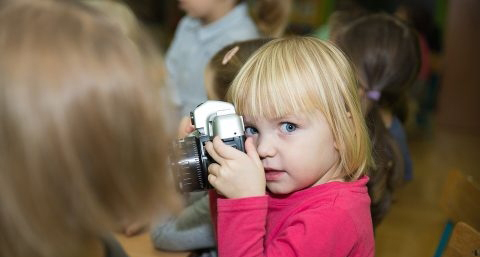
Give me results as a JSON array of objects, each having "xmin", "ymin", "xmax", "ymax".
[{"xmin": 171, "ymin": 101, "xmax": 246, "ymax": 192}]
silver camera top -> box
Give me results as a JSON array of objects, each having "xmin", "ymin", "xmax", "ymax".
[{"xmin": 191, "ymin": 100, "xmax": 245, "ymax": 139}]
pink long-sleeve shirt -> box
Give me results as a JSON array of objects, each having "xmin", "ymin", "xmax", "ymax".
[{"xmin": 215, "ymin": 176, "xmax": 374, "ymax": 257}]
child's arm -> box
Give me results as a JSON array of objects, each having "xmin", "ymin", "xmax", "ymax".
[{"xmin": 216, "ymin": 196, "xmax": 268, "ymax": 256}]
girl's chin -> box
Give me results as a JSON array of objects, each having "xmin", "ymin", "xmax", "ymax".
[{"xmin": 267, "ymin": 183, "xmax": 294, "ymax": 195}]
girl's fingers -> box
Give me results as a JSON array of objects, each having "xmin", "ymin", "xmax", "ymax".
[
  {"xmin": 212, "ymin": 136, "xmax": 243, "ymax": 160},
  {"xmin": 208, "ymin": 163, "xmax": 221, "ymax": 177},
  {"xmin": 124, "ymin": 222, "xmax": 147, "ymax": 237},
  {"xmin": 208, "ymin": 174, "xmax": 217, "ymax": 187},
  {"xmin": 177, "ymin": 116, "xmax": 194, "ymax": 139},
  {"xmin": 205, "ymin": 141, "xmax": 225, "ymax": 165}
]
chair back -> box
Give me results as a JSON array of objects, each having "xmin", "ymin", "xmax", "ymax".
[
  {"xmin": 443, "ymin": 222, "xmax": 480, "ymax": 257},
  {"xmin": 440, "ymin": 170, "xmax": 480, "ymax": 231}
]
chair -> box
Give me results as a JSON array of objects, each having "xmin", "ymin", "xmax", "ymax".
[
  {"xmin": 443, "ymin": 222, "xmax": 480, "ymax": 257},
  {"xmin": 433, "ymin": 170, "xmax": 480, "ymax": 257}
]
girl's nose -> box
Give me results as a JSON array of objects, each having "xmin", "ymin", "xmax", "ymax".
[{"xmin": 256, "ymin": 134, "xmax": 276, "ymax": 159}]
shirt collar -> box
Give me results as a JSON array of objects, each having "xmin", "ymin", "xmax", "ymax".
[{"xmin": 268, "ymin": 176, "xmax": 370, "ymax": 203}]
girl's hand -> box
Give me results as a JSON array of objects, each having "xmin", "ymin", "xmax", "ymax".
[
  {"xmin": 122, "ymin": 221, "xmax": 148, "ymax": 237},
  {"xmin": 177, "ymin": 116, "xmax": 195, "ymax": 139},
  {"xmin": 205, "ymin": 137, "xmax": 265, "ymax": 199}
]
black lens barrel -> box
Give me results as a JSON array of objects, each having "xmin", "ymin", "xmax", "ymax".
[{"xmin": 172, "ymin": 136, "xmax": 209, "ymax": 192}]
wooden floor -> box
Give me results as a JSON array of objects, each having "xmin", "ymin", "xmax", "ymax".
[{"xmin": 374, "ymin": 120, "xmax": 480, "ymax": 257}]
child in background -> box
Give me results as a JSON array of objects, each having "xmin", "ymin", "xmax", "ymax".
[
  {"xmin": 332, "ymin": 13, "xmax": 420, "ymax": 184},
  {"xmin": 332, "ymin": 14, "xmax": 417, "ymax": 227},
  {"xmin": 0, "ymin": 1, "xmax": 175, "ymax": 257},
  {"xmin": 165, "ymin": 0, "xmax": 291, "ymax": 119},
  {"xmin": 206, "ymin": 37, "xmax": 375, "ymax": 257},
  {"xmin": 204, "ymin": 38, "xmax": 274, "ymax": 101},
  {"xmin": 152, "ymin": 38, "xmax": 273, "ymax": 257}
]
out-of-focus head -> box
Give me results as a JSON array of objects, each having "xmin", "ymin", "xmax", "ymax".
[
  {"xmin": 178, "ymin": 0, "xmax": 292, "ymax": 37},
  {"xmin": 227, "ymin": 37, "xmax": 373, "ymax": 181},
  {"xmin": 178, "ymin": 0, "xmax": 236, "ymax": 22},
  {"xmin": 332, "ymin": 13, "xmax": 420, "ymax": 114},
  {"xmin": 205, "ymin": 38, "xmax": 273, "ymax": 100},
  {"xmin": 0, "ymin": 1, "xmax": 174, "ymax": 257},
  {"xmin": 327, "ymin": 8, "xmax": 368, "ymax": 40}
]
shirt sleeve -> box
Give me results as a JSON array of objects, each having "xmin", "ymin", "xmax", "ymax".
[
  {"xmin": 217, "ymin": 197, "xmax": 359, "ymax": 257},
  {"xmin": 217, "ymin": 196, "xmax": 268, "ymax": 257}
]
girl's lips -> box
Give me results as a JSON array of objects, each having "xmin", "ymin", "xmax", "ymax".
[{"xmin": 264, "ymin": 169, "xmax": 285, "ymax": 181}]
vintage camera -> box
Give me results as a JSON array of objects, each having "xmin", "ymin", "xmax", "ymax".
[{"xmin": 171, "ymin": 100, "xmax": 246, "ymax": 192}]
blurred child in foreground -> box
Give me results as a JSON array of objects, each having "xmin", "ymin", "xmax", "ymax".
[{"xmin": 0, "ymin": 1, "xmax": 176, "ymax": 257}]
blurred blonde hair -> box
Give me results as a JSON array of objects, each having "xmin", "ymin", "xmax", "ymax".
[
  {"xmin": 0, "ymin": 1, "xmax": 174, "ymax": 257},
  {"xmin": 83, "ymin": 0, "xmax": 166, "ymax": 77},
  {"xmin": 227, "ymin": 37, "xmax": 373, "ymax": 181}
]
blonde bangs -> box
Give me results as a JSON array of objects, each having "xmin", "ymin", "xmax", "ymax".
[{"xmin": 228, "ymin": 38, "xmax": 333, "ymax": 119}]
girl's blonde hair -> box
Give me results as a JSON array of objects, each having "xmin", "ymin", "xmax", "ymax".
[
  {"xmin": 0, "ymin": 1, "xmax": 174, "ymax": 257},
  {"xmin": 227, "ymin": 37, "xmax": 373, "ymax": 180}
]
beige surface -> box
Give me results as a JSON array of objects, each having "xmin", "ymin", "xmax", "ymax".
[{"xmin": 116, "ymin": 233, "xmax": 189, "ymax": 257}]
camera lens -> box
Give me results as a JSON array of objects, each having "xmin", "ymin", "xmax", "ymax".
[{"xmin": 171, "ymin": 136, "xmax": 208, "ymax": 192}]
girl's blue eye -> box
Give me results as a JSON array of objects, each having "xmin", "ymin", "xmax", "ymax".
[
  {"xmin": 280, "ymin": 122, "xmax": 297, "ymax": 133},
  {"xmin": 245, "ymin": 126, "xmax": 258, "ymax": 136}
]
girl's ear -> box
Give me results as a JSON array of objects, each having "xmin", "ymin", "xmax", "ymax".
[
  {"xmin": 333, "ymin": 111, "xmax": 355, "ymax": 151},
  {"xmin": 333, "ymin": 111, "xmax": 353, "ymax": 151},
  {"xmin": 334, "ymin": 111, "xmax": 353, "ymax": 151},
  {"xmin": 346, "ymin": 111, "xmax": 355, "ymax": 133},
  {"xmin": 358, "ymin": 87, "xmax": 365, "ymax": 99}
]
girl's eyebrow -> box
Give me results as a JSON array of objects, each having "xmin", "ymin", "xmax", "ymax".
[
  {"xmin": 274, "ymin": 114, "xmax": 306, "ymax": 123},
  {"xmin": 244, "ymin": 115, "xmax": 303, "ymax": 124},
  {"xmin": 243, "ymin": 117, "xmax": 257, "ymax": 126}
]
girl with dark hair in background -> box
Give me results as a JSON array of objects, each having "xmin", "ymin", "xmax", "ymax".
[{"xmin": 333, "ymin": 13, "xmax": 421, "ymax": 227}]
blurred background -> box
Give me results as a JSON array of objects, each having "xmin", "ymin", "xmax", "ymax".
[{"xmin": 113, "ymin": 0, "xmax": 479, "ymax": 256}]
